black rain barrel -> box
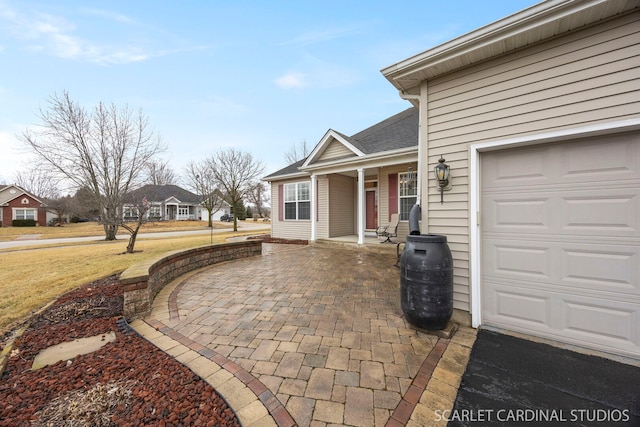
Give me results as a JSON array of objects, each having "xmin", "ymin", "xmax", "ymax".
[{"xmin": 400, "ymin": 234, "xmax": 453, "ymax": 330}]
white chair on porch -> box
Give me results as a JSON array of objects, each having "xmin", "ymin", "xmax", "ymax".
[{"xmin": 376, "ymin": 213, "xmax": 399, "ymax": 243}]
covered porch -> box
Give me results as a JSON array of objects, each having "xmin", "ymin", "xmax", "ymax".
[{"xmin": 307, "ymin": 159, "xmax": 418, "ymax": 245}]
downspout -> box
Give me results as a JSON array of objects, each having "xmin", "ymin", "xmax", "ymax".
[
  {"xmin": 399, "ymin": 90, "xmax": 421, "ymax": 205},
  {"xmin": 398, "ymin": 89, "xmax": 424, "ymax": 230}
]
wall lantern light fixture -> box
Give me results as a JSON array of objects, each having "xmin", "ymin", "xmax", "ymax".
[{"xmin": 434, "ymin": 156, "xmax": 451, "ymax": 204}]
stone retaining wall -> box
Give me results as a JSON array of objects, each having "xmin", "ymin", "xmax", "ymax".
[{"xmin": 121, "ymin": 240, "xmax": 262, "ymax": 320}]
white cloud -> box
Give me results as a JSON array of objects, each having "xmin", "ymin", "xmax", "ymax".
[
  {"xmin": 280, "ymin": 23, "xmax": 369, "ymax": 47},
  {"xmin": 80, "ymin": 8, "xmax": 136, "ymax": 25},
  {"xmin": 0, "ymin": 2, "xmax": 198, "ymax": 65},
  {"xmin": 274, "ymin": 71, "xmax": 307, "ymax": 89}
]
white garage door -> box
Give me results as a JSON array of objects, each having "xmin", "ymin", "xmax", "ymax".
[{"xmin": 481, "ymin": 132, "xmax": 640, "ymax": 359}]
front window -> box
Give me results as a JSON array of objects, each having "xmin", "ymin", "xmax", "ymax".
[
  {"xmin": 123, "ymin": 207, "xmax": 137, "ymax": 218},
  {"xmin": 148, "ymin": 206, "xmax": 161, "ymax": 218},
  {"xmin": 399, "ymin": 172, "xmax": 418, "ymax": 221},
  {"xmin": 284, "ymin": 182, "xmax": 310, "ymax": 220},
  {"xmin": 178, "ymin": 206, "xmax": 190, "ymax": 217},
  {"xmin": 15, "ymin": 208, "xmax": 36, "ymax": 220}
]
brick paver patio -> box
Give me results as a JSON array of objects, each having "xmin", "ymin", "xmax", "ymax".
[{"xmin": 131, "ymin": 243, "xmax": 477, "ymax": 426}]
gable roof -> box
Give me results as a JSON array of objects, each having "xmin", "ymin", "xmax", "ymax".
[
  {"xmin": 126, "ymin": 184, "xmax": 202, "ymax": 205},
  {"xmin": 265, "ymin": 107, "xmax": 418, "ymax": 180},
  {"xmin": 0, "ymin": 184, "xmax": 46, "ymax": 206}
]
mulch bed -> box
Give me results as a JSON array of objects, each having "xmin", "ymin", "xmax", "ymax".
[{"xmin": 0, "ymin": 276, "xmax": 240, "ymax": 427}]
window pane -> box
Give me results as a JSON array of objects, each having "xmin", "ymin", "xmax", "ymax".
[
  {"xmin": 284, "ymin": 202, "xmax": 297, "ymax": 220},
  {"xmin": 284, "ymin": 184, "xmax": 296, "ymax": 202},
  {"xmin": 298, "ymin": 201, "xmax": 310, "ymax": 220},
  {"xmin": 298, "ymin": 183, "xmax": 309, "ymax": 201},
  {"xmin": 399, "ymin": 197, "xmax": 417, "ymax": 221}
]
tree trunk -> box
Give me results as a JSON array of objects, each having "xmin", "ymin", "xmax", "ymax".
[
  {"xmin": 104, "ymin": 224, "xmax": 118, "ymax": 240},
  {"xmin": 126, "ymin": 226, "xmax": 141, "ymax": 253}
]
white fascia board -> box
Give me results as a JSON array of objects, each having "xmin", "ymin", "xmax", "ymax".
[
  {"xmin": 300, "ymin": 146, "xmax": 417, "ymax": 175},
  {"xmin": 264, "ymin": 171, "xmax": 310, "ymax": 183},
  {"xmin": 382, "ymin": 0, "xmax": 618, "ymax": 88},
  {"xmin": 302, "ymin": 129, "xmax": 365, "ymax": 168}
]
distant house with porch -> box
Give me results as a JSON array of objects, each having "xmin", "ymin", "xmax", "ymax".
[
  {"xmin": 265, "ymin": 107, "xmax": 418, "ymax": 243},
  {"xmin": 124, "ymin": 184, "xmax": 230, "ymax": 222},
  {"xmin": 0, "ymin": 184, "xmax": 49, "ymax": 227}
]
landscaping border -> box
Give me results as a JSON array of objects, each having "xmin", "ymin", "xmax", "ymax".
[{"xmin": 120, "ymin": 240, "xmax": 262, "ymax": 320}]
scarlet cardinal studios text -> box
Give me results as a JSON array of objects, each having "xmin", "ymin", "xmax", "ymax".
[{"xmin": 434, "ymin": 408, "xmax": 630, "ymax": 423}]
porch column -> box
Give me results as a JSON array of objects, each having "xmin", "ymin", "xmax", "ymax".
[
  {"xmin": 310, "ymin": 174, "xmax": 317, "ymax": 241},
  {"xmin": 357, "ymin": 168, "xmax": 365, "ymax": 245}
]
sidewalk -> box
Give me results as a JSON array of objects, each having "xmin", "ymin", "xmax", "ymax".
[{"xmin": 130, "ymin": 243, "xmax": 477, "ymax": 426}]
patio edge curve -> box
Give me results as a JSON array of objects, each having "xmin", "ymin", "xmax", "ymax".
[{"xmin": 120, "ymin": 240, "xmax": 262, "ymax": 320}]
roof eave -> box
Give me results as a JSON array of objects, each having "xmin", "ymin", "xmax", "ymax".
[
  {"xmin": 382, "ymin": 0, "xmax": 639, "ymax": 91},
  {"xmin": 300, "ymin": 146, "xmax": 418, "ymax": 173}
]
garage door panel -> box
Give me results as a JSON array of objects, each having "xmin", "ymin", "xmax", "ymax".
[
  {"xmin": 561, "ymin": 298, "xmax": 637, "ymax": 344},
  {"xmin": 484, "ymin": 238, "xmax": 639, "ymax": 294},
  {"xmin": 481, "ymin": 133, "xmax": 640, "ymax": 359},
  {"xmin": 562, "ymin": 246, "xmax": 639, "ymax": 291},
  {"xmin": 485, "ymin": 241, "xmax": 551, "ymax": 278},
  {"xmin": 484, "ymin": 284, "xmax": 640, "ymax": 357},
  {"xmin": 490, "ymin": 287, "xmax": 550, "ymax": 325},
  {"xmin": 560, "ymin": 133, "xmax": 640, "ymax": 183},
  {"xmin": 560, "ymin": 188, "xmax": 639, "ymax": 234},
  {"xmin": 485, "ymin": 188, "xmax": 639, "ymax": 237}
]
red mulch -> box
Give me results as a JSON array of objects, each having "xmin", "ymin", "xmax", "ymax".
[{"xmin": 0, "ymin": 276, "xmax": 240, "ymax": 427}]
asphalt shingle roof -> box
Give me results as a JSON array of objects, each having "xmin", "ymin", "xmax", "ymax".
[
  {"xmin": 126, "ymin": 184, "xmax": 201, "ymax": 204},
  {"xmin": 265, "ymin": 107, "xmax": 417, "ymax": 180}
]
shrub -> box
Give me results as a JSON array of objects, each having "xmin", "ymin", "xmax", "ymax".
[{"xmin": 13, "ymin": 219, "xmax": 37, "ymax": 227}]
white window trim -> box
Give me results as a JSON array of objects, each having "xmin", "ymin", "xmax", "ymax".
[
  {"xmin": 398, "ymin": 171, "xmax": 418, "ymax": 222},
  {"xmin": 468, "ymin": 118, "xmax": 640, "ymax": 328},
  {"xmin": 284, "ymin": 182, "xmax": 311, "ymax": 221},
  {"xmin": 13, "ymin": 207, "xmax": 37, "ymax": 221}
]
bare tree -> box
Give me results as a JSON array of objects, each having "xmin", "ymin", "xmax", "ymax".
[
  {"xmin": 144, "ymin": 159, "xmax": 177, "ymax": 185},
  {"xmin": 120, "ymin": 197, "xmax": 150, "ymax": 253},
  {"xmin": 184, "ymin": 159, "xmax": 224, "ymax": 228},
  {"xmin": 13, "ymin": 168, "xmax": 60, "ymax": 200},
  {"xmin": 20, "ymin": 91, "xmax": 164, "ymax": 246},
  {"xmin": 247, "ymin": 181, "xmax": 269, "ymax": 218},
  {"xmin": 210, "ymin": 148, "xmax": 264, "ymax": 231},
  {"xmin": 284, "ymin": 139, "xmax": 310, "ymax": 164},
  {"xmin": 44, "ymin": 194, "xmax": 73, "ymax": 225}
]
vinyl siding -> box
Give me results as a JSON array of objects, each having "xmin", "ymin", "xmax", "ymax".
[
  {"xmin": 317, "ymin": 140, "xmax": 356, "ymax": 162},
  {"xmin": 316, "ymin": 176, "xmax": 329, "ymax": 239},
  {"xmin": 423, "ymin": 11, "xmax": 640, "ymax": 313},
  {"xmin": 270, "ymin": 178, "xmax": 311, "ymax": 240},
  {"xmin": 328, "ymin": 174, "xmax": 355, "ymax": 237}
]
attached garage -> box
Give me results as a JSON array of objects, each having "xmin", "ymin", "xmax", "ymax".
[{"xmin": 479, "ymin": 132, "xmax": 640, "ymax": 359}]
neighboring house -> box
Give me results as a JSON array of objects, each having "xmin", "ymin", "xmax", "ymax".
[
  {"xmin": 380, "ymin": 0, "xmax": 640, "ymax": 360},
  {"xmin": 0, "ymin": 184, "xmax": 48, "ymax": 227},
  {"xmin": 265, "ymin": 107, "xmax": 419, "ymax": 243},
  {"xmin": 124, "ymin": 184, "xmax": 230, "ymax": 222}
]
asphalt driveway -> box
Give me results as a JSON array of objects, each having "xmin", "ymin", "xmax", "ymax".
[{"xmin": 448, "ymin": 329, "xmax": 640, "ymax": 426}]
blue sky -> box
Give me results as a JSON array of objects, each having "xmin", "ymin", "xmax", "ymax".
[{"xmin": 0, "ymin": 0, "xmax": 539, "ymax": 185}]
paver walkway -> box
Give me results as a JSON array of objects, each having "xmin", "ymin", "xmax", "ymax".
[{"xmin": 131, "ymin": 243, "xmax": 477, "ymax": 426}]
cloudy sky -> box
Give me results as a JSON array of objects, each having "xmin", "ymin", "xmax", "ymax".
[{"xmin": 0, "ymin": 0, "xmax": 538, "ymax": 185}]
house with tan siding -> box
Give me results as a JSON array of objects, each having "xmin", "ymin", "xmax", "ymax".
[
  {"xmin": 382, "ymin": 0, "xmax": 640, "ymax": 360},
  {"xmin": 265, "ymin": 108, "xmax": 419, "ymax": 243}
]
